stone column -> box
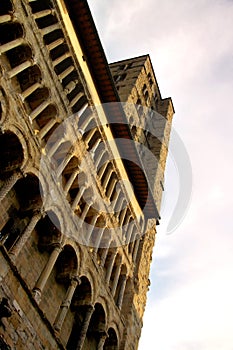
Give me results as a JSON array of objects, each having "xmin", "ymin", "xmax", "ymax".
[
  {"xmin": 98, "ymin": 161, "xmax": 109, "ymax": 180},
  {"xmin": 126, "ymin": 222, "xmax": 134, "ymax": 244},
  {"xmin": 47, "ymin": 136, "xmax": 63, "ymax": 158},
  {"xmin": 94, "ymin": 149, "xmax": 106, "ymax": 169},
  {"xmin": 106, "ymin": 177, "xmax": 117, "ymax": 199},
  {"xmin": 8, "ymin": 60, "xmax": 32, "ymax": 78},
  {"xmin": 84, "ymin": 128, "xmax": 96, "ymax": 145},
  {"xmin": 102, "ymin": 168, "xmax": 113, "ymax": 190},
  {"xmin": 100, "ymin": 244, "xmax": 110, "ymax": 268},
  {"xmin": 21, "ymin": 82, "xmax": 42, "ymax": 100},
  {"xmin": 132, "ymin": 238, "xmax": 140, "ymax": 262},
  {"xmin": 0, "ymin": 37, "xmax": 24, "ymax": 54},
  {"xmin": 94, "ymin": 226, "xmax": 105, "ymax": 252},
  {"xmin": 64, "ymin": 168, "xmax": 79, "ymax": 194},
  {"xmin": 38, "ymin": 119, "xmax": 57, "ymax": 140},
  {"xmin": 76, "ymin": 305, "xmax": 95, "ymax": 350},
  {"xmin": 0, "ymin": 172, "xmax": 22, "ymax": 202},
  {"xmin": 97, "ymin": 332, "xmax": 108, "ymax": 350},
  {"xmin": 105, "ymin": 251, "xmax": 117, "ymax": 285},
  {"xmin": 54, "ymin": 276, "xmax": 80, "ymax": 332},
  {"xmin": 9, "ymin": 211, "xmax": 42, "ymax": 259},
  {"xmin": 33, "ymin": 243, "xmax": 63, "ymax": 302},
  {"xmin": 80, "ymin": 201, "xmax": 93, "ymax": 223},
  {"xmin": 86, "ymin": 214, "xmax": 100, "ymax": 244},
  {"xmin": 57, "ymin": 151, "xmax": 74, "ymax": 177},
  {"xmin": 117, "ymin": 275, "xmax": 127, "ymax": 309},
  {"xmin": 118, "ymin": 206, "xmax": 127, "ymax": 225},
  {"xmin": 71, "ymin": 184, "xmax": 87, "ymax": 210},
  {"xmin": 111, "ymin": 262, "xmax": 122, "ymax": 297}
]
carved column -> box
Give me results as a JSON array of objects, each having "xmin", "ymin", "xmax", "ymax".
[
  {"xmin": 76, "ymin": 305, "xmax": 95, "ymax": 350},
  {"xmin": 33, "ymin": 243, "xmax": 63, "ymax": 302},
  {"xmin": 54, "ymin": 276, "xmax": 80, "ymax": 332},
  {"xmin": 0, "ymin": 172, "xmax": 22, "ymax": 202},
  {"xmin": 9, "ymin": 211, "xmax": 42, "ymax": 259},
  {"xmin": 117, "ymin": 275, "xmax": 127, "ymax": 309}
]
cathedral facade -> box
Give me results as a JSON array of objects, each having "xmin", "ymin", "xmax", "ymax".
[{"xmin": 0, "ymin": 1, "xmax": 174, "ymax": 349}]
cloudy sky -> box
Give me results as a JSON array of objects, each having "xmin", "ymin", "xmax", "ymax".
[{"xmin": 87, "ymin": 0, "xmax": 233, "ymax": 348}]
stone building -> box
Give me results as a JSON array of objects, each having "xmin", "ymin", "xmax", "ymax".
[{"xmin": 0, "ymin": 1, "xmax": 174, "ymax": 349}]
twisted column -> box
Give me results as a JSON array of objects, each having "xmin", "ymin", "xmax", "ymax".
[
  {"xmin": 9, "ymin": 211, "xmax": 42, "ymax": 259},
  {"xmin": 0, "ymin": 172, "xmax": 22, "ymax": 202}
]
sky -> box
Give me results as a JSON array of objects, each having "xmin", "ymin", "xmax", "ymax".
[{"xmin": 87, "ymin": 0, "xmax": 233, "ymax": 349}]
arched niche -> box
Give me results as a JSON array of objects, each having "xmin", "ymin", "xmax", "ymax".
[
  {"xmin": 0, "ymin": 0, "xmax": 13, "ymax": 16},
  {"xmin": 56, "ymin": 245, "xmax": 78, "ymax": 284},
  {"xmin": 0, "ymin": 173, "xmax": 41, "ymax": 252},
  {"xmin": 104, "ymin": 328, "xmax": 118, "ymax": 350},
  {"xmin": 0, "ymin": 131, "xmax": 24, "ymax": 177},
  {"xmin": 85, "ymin": 303, "xmax": 107, "ymax": 349},
  {"xmin": 36, "ymin": 211, "xmax": 62, "ymax": 251}
]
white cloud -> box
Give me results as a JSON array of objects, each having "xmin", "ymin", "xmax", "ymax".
[{"xmin": 87, "ymin": 0, "xmax": 233, "ymax": 348}]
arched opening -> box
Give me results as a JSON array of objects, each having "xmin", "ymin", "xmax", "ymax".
[
  {"xmin": 62, "ymin": 156, "xmax": 80, "ymax": 193},
  {"xmin": 36, "ymin": 211, "xmax": 62, "ymax": 251},
  {"xmin": 34, "ymin": 104, "xmax": 57, "ymax": 134},
  {"xmin": 109, "ymin": 254, "xmax": 121, "ymax": 293},
  {"xmin": 56, "ymin": 245, "xmax": 78, "ymax": 283},
  {"xmin": 0, "ymin": 0, "xmax": 13, "ymax": 16},
  {"xmin": 51, "ymin": 140, "xmax": 72, "ymax": 169},
  {"xmin": 78, "ymin": 107, "xmax": 93, "ymax": 132},
  {"xmin": 0, "ymin": 131, "xmax": 24, "ymax": 176},
  {"xmin": 25, "ymin": 86, "xmax": 49, "ymax": 112},
  {"xmin": 66, "ymin": 276, "xmax": 92, "ymax": 349},
  {"xmin": 120, "ymin": 277, "xmax": 132, "ymax": 316},
  {"xmin": 0, "ymin": 22, "xmax": 24, "ymax": 46},
  {"xmin": 17, "ymin": 64, "xmax": 42, "ymax": 92},
  {"xmin": 0, "ymin": 173, "xmax": 41, "ymax": 252},
  {"xmin": 104, "ymin": 328, "xmax": 118, "ymax": 350},
  {"xmin": 85, "ymin": 303, "xmax": 106, "ymax": 349},
  {"xmin": 115, "ymin": 265, "xmax": 127, "ymax": 305},
  {"xmin": 29, "ymin": 0, "xmax": 53, "ymax": 14},
  {"xmin": 5, "ymin": 44, "xmax": 33, "ymax": 70}
]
